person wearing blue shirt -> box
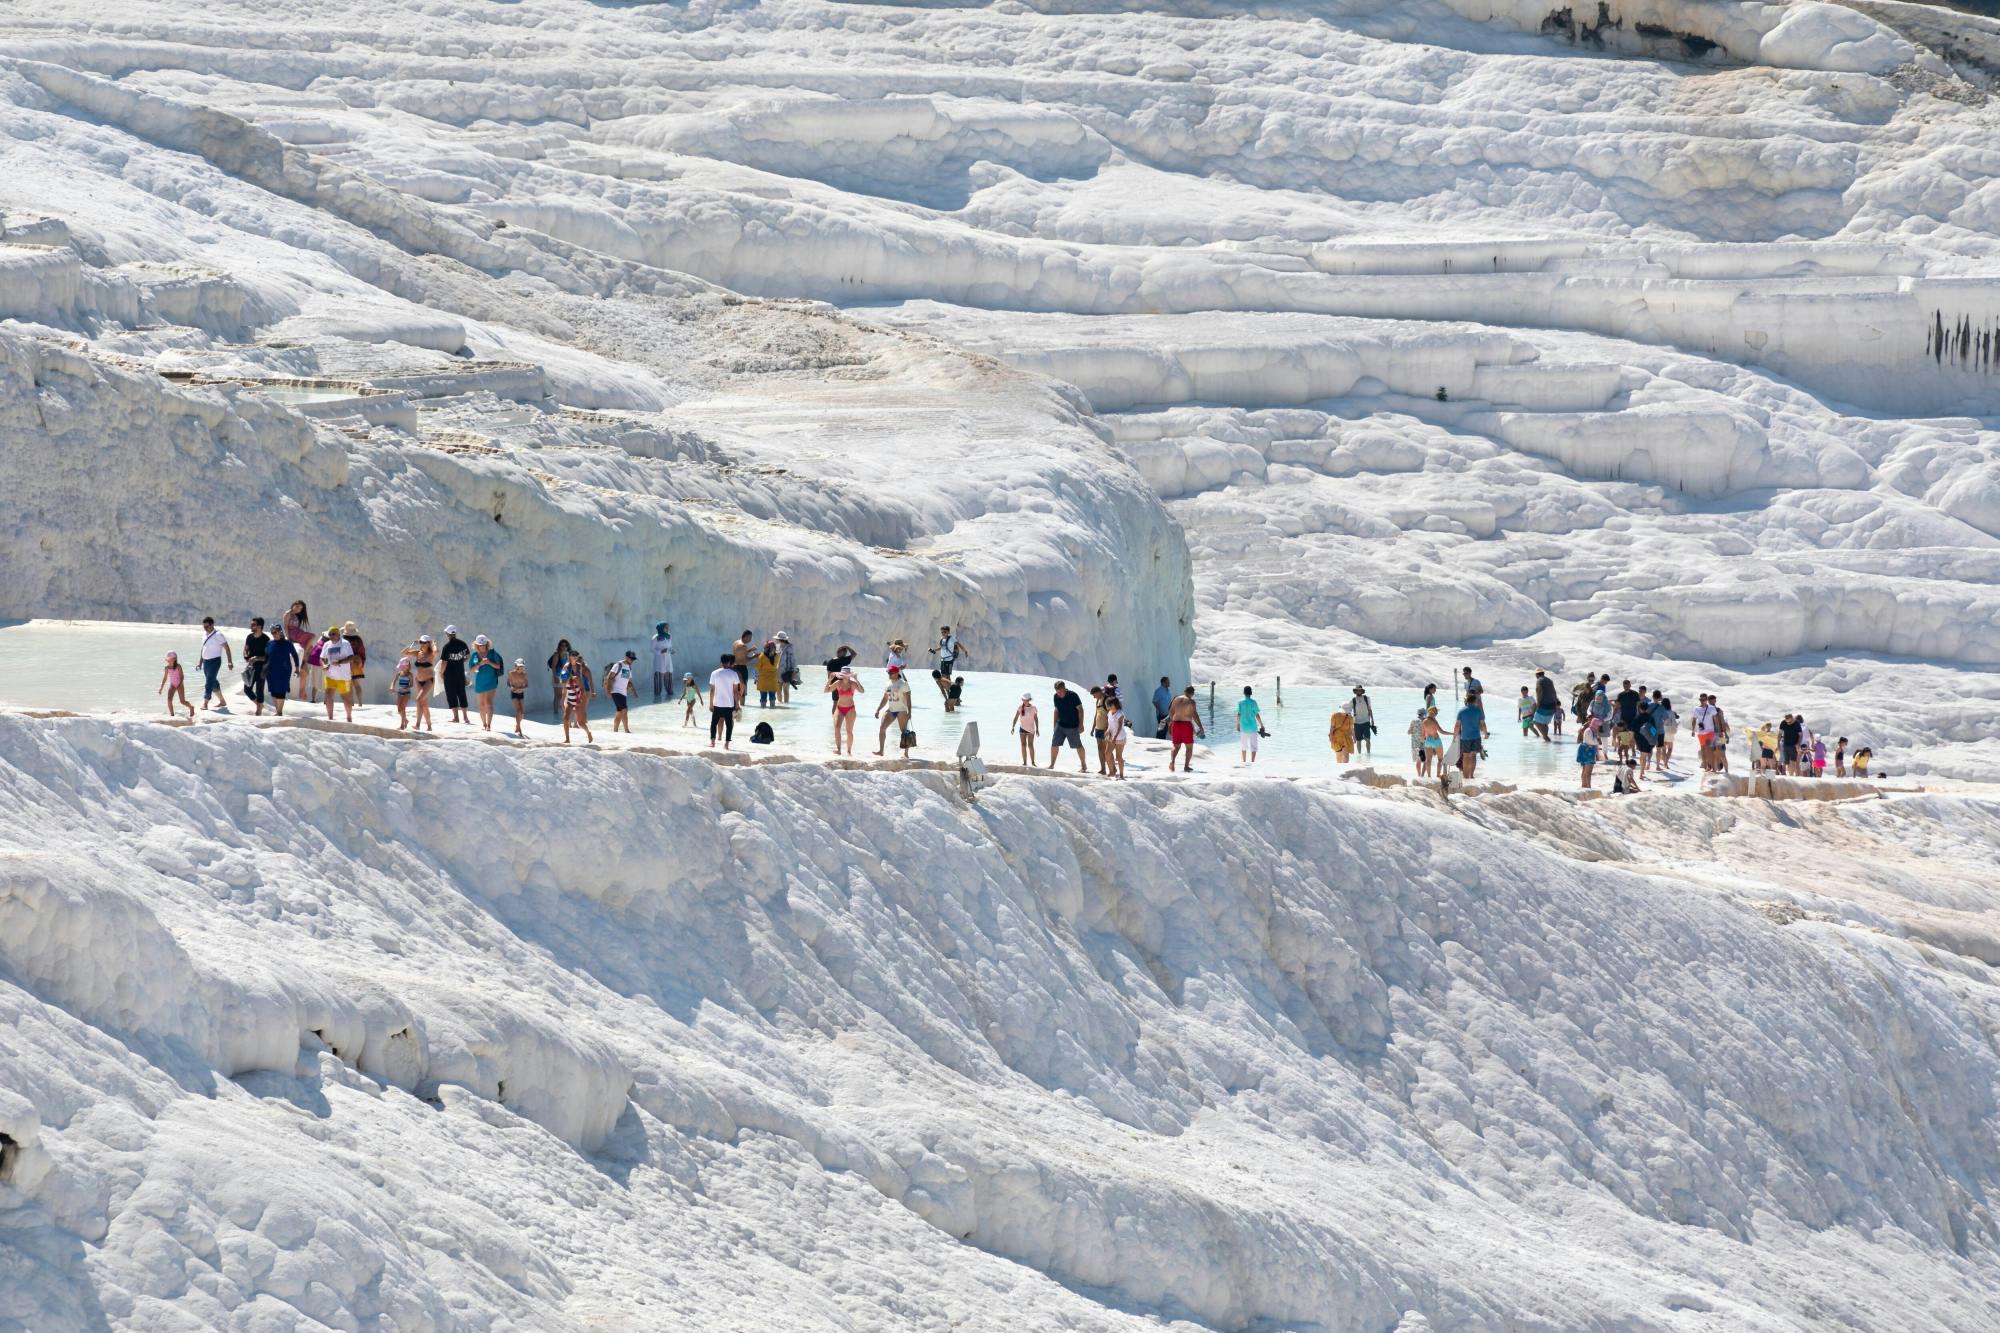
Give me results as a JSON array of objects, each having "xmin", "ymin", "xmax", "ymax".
[
  {"xmin": 1152, "ymin": 677, "xmax": 1174, "ymax": 739},
  {"xmin": 1237, "ymin": 686, "xmax": 1263, "ymax": 764},
  {"xmin": 1454, "ymin": 697, "xmax": 1488, "ymax": 779}
]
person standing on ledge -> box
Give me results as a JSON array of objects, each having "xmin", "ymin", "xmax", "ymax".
[
  {"xmin": 440, "ymin": 626, "xmax": 471, "ymax": 725},
  {"xmin": 198, "ymin": 616, "xmax": 234, "ymax": 714},
  {"xmin": 342, "ymin": 621, "xmax": 367, "ymax": 708},
  {"xmin": 507, "ymin": 659, "xmax": 529, "ymax": 738},
  {"xmin": 651, "ymin": 622, "xmax": 674, "ymax": 701},
  {"xmin": 471, "ymin": 635, "xmax": 504, "ymax": 732},
  {"xmin": 1012, "ymin": 692, "xmax": 1040, "ymax": 766},
  {"xmin": 320, "ymin": 625, "xmax": 355, "ymax": 723},
  {"xmin": 242, "ymin": 616, "xmax": 269, "ymax": 717},
  {"xmin": 263, "ymin": 620, "xmax": 298, "ymax": 717},
  {"xmin": 1048, "ymin": 681, "xmax": 1088, "ymax": 773},
  {"xmin": 1167, "ymin": 686, "xmax": 1205, "ymax": 773},
  {"xmin": 1237, "ymin": 685, "xmax": 1263, "ymax": 765}
]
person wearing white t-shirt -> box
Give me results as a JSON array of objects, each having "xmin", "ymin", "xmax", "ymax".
[
  {"xmin": 319, "ymin": 628, "xmax": 355, "ymax": 723},
  {"xmin": 608, "ymin": 650, "xmax": 637, "ymax": 734},
  {"xmin": 197, "ymin": 616, "xmax": 234, "ymax": 713},
  {"xmin": 708, "ymin": 654, "xmax": 742, "ymax": 749}
]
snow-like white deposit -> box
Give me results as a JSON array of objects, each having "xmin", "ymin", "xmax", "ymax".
[{"xmin": 6, "ymin": 0, "xmax": 2000, "ymax": 1323}]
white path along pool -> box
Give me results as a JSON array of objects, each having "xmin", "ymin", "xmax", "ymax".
[{"xmin": 0, "ymin": 621, "xmax": 1604, "ymax": 783}]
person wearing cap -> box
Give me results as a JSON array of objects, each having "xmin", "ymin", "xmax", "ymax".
[
  {"xmin": 606, "ymin": 648, "xmax": 637, "ymax": 733},
  {"xmin": 873, "ymin": 664, "xmax": 912, "ymax": 757},
  {"xmin": 342, "ymin": 621, "xmax": 367, "ymax": 707},
  {"xmin": 825, "ymin": 666, "xmax": 864, "ymax": 755},
  {"xmin": 320, "ymin": 624, "xmax": 356, "ymax": 723},
  {"xmin": 440, "ymin": 626, "xmax": 471, "ymax": 725},
  {"xmin": 1351, "ymin": 686, "xmax": 1374, "ymax": 755},
  {"xmin": 470, "ymin": 635, "xmax": 505, "ymax": 732},
  {"xmin": 413, "ymin": 634, "xmax": 438, "ymax": 731},
  {"xmin": 651, "ymin": 622, "xmax": 674, "ymax": 701},
  {"xmin": 506, "ymin": 658, "xmax": 530, "ymax": 737},
  {"xmin": 680, "ymin": 672, "xmax": 701, "ymax": 728},
  {"xmin": 774, "ymin": 631, "xmax": 797, "ymax": 703},
  {"xmin": 1011, "ymin": 691, "xmax": 1040, "ymax": 765},
  {"xmin": 392, "ymin": 642, "xmax": 417, "ymax": 730}
]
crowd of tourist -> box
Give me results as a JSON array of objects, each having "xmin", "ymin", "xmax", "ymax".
[{"xmin": 159, "ymin": 609, "xmax": 1874, "ymax": 788}]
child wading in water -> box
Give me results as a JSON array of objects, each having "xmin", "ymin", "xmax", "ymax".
[
  {"xmin": 680, "ymin": 673, "xmax": 700, "ymax": 727},
  {"xmin": 159, "ymin": 652, "xmax": 193, "ymax": 718},
  {"xmin": 508, "ymin": 660, "xmax": 530, "ymax": 737}
]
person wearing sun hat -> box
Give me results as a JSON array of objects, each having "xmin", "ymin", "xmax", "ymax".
[
  {"xmin": 341, "ymin": 621, "xmax": 367, "ymax": 707},
  {"xmin": 506, "ymin": 657, "xmax": 530, "ymax": 737},
  {"xmin": 319, "ymin": 624, "xmax": 356, "ymax": 723},
  {"xmin": 1011, "ymin": 691, "xmax": 1040, "ymax": 766}
]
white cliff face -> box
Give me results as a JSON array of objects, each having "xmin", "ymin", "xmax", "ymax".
[
  {"xmin": 5, "ymin": 0, "xmax": 2000, "ymax": 1324},
  {"xmin": 4, "ymin": 716, "xmax": 2000, "ymax": 1331}
]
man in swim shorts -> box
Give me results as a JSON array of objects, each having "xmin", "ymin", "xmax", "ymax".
[
  {"xmin": 1048, "ymin": 681, "xmax": 1088, "ymax": 773},
  {"xmin": 1167, "ymin": 685, "xmax": 1205, "ymax": 773}
]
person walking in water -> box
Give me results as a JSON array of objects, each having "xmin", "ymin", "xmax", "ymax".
[
  {"xmin": 243, "ymin": 617, "xmax": 270, "ymax": 717},
  {"xmin": 320, "ymin": 625, "xmax": 356, "ymax": 723},
  {"xmin": 471, "ymin": 636, "xmax": 504, "ymax": 731},
  {"xmin": 775, "ymin": 632, "xmax": 797, "ymax": 703},
  {"xmin": 263, "ymin": 622, "xmax": 299, "ymax": 716},
  {"xmin": 159, "ymin": 652, "xmax": 193, "ymax": 718},
  {"xmin": 1407, "ymin": 708, "xmax": 1427, "ymax": 777},
  {"xmin": 198, "ymin": 617, "xmax": 234, "ymax": 713},
  {"xmin": 1012, "ymin": 692, "xmax": 1040, "ymax": 765},
  {"xmin": 1351, "ymin": 688, "xmax": 1374, "ymax": 756},
  {"xmin": 507, "ymin": 659, "xmax": 529, "ymax": 738},
  {"xmin": 1532, "ymin": 670, "xmax": 1559, "ymax": 741},
  {"xmin": 1328, "ymin": 703, "xmax": 1355, "ymax": 763},
  {"xmin": 755, "ymin": 640, "xmax": 782, "ymax": 708},
  {"xmin": 931, "ymin": 626, "xmax": 962, "ymax": 679},
  {"xmin": 874, "ymin": 665, "xmax": 913, "ymax": 757},
  {"xmin": 1236, "ymin": 686, "xmax": 1264, "ymax": 764},
  {"xmin": 1454, "ymin": 691, "xmax": 1487, "ymax": 780},
  {"xmin": 825, "ymin": 667, "xmax": 864, "ymax": 754},
  {"xmin": 708, "ymin": 653, "xmax": 741, "ymax": 750},
  {"xmin": 440, "ymin": 626, "xmax": 471, "ymax": 725},
  {"xmin": 651, "ymin": 622, "xmax": 674, "ymax": 701}
]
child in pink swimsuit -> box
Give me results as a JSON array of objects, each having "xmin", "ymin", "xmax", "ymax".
[{"xmin": 158, "ymin": 652, "xmax": 192, "ymax": 718}]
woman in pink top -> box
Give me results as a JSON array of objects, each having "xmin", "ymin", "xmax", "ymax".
[{"xmin": 1012, "ymin": 693, "xmax": 1040, "ymax": 766}]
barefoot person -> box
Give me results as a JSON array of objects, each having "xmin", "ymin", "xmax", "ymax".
[
  {"xmin": 1577, "ymin": 715, "xmax": 1603, "ymax": 789},
  {"xmin": 650, "ymin": 622, "xmax": 674, "ymax": 701},
  {"xmin": 1351, "ymin": 687, "xmax": 1374, "ymax": 756},
  {"xmin": 1012, "ymin": 692, "xmax": 1040, "ymax": 765},
  {"xmin": 562, "ymin": 649, "xmax": 595, "ymax": 745},
  {"xmin": 1236, "ymin": 686, "xmax": 1263, "ymax": 765},
  {"xmin": 320, "ymin": 625, "xmax": 356, "ymax": 723},
  {"xmin": 1167, "ymin": 686, "xmax": 1204, "ymax": 773},
  {"xmin": 198, "ymin": 617, "xmax": 234, "ymax": 714},
  {"xmin": 546, "ymin": 638, "xmax": 573, "ymax": 720},
  {"xmin": 1047, "ymin": 681, "xmax": 1088, "ymax": 773},
  {"xmin": 413, "ymin": 635, "xmax": 438, "ymax": 732},
  {"xmin": 441, "ymin": 626, "xmax": 471, "ymax": 726},
  {"xmin": 708, "ymin": 653, "xmax": 741, "ymax": 750},
  {"xmin": 263, "ymin": 625, "xmax": 298, "ymax": 717},
  {"xmin": 680, "ymin": 673, "xmax": 700, "ymax": 727},
  {"xmin": 159, "ymin": 652, "xmax": 193, "ymax": 718},
  {"xmin": 393, "ymin": 644, "xmax": 416, "ymax": 730},
  {"xmin": 507, "ymin": 659, "xmax": 530, "ymax": 737},
  {"xmin": 342, "ymin": 622, "xmax": 367, "ymax": 708},
  {"xmin": 1454, "ymin": 690, "xmax": 1486, "ymax": 780},
  {"xmin": 285, "ymin": 601, "xmax": 317, "ymax": 703},
  {"xmin": 607, "ymin": 649, "xmax": 637, "ymax": 734},
  {"xmin": 1105, "ymin": 694, "xmax": 1129, "ymax": 779},
  {"xmin": 1407, "ymin": 708, "xmax": 1427, "ymax": 777},
  {"xmin": 471, "ymin": 635, "xmax": 504, "ymax": 731},
  {"xmin": 242, "ymin": 617, "xmax": 270, "ymax": 717},
  {"xmin": 1328, "ymin": 703, "xmax": 1355, "ymax": 764},
  {"xmin": 825, "ymin": 667, "xmax": 864, "ymax": 755},
  {"xmin": 874, "ymin": 665, "xmax": 913, "ymax": 757}
]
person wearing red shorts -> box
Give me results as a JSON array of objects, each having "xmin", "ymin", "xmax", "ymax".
[{"xmin": 1167, "ymin": 685, "xmax": 1205, "ymax": 772}]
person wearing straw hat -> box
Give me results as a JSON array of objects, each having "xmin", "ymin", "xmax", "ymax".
[{"xmin": 320, "ymin": 625, "xmax": 355, "ymax": 723}]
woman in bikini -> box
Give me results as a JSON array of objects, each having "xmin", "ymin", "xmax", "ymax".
[
  {"xmin": 507, "ymin": 659, "xmax": 530, "ymax": 738},
  {"xmin": 562, "ymin": 649, "xmax": 594, "ymax": 744},
  {"xmin": 546, "ymin": 638, "xmax": 573, "ymax": 720},
  {"xmin": 1012, "ymin": 693, "xmax": 1039, "ymax": 766},
  {"xmin": 412, "ymin": 635, "xmax": 438, "ymax": 731},
  {"xmin": 824, "ymin": 667, "xmax": 864, "ymax": 754}
]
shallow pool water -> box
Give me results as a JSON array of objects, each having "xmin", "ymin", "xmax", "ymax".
[{"xmin": 0, "ymin": 622, "xmax": 1594, "ymax": 782}]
